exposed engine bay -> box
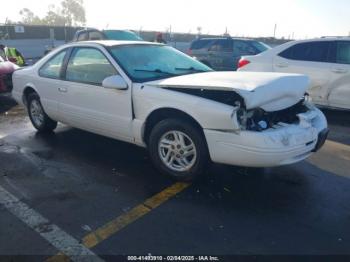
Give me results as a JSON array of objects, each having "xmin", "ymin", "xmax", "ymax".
[
  {"xmin": 164, "ymin": 87, "xmax": 245, "ymax": 107},
  {"xmin": 236, "ymin": 98, "xmax": 310, "ymax": 131}
]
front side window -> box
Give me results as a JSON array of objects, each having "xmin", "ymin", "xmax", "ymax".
[
  {"xmin": 336, "ymin": 41, "xmax": 350, "ymax": 65},
  {"xmin": 66, "ymin": 48, "xmax": 117, "ymax": 85},
  {"xmin": 39, "ymin": 50, "xmax": 67, "ymax": 79},
  {"xmin": 251, "ymin": 41, "xmax": 270, "ymax": 53},
  {"xmin": 209, "ymin": 40, "xmax": 233, "ymax": 52},
  {"xmin": 233, "ymin": 41, "xmax": 256, "ymax": 56},
  {"xmin": 279, "ymin": 41, "xmax": 331, "ymax": 62},
  {"xmin": 109, "ymin": 44, "xmax": 212, "ymax": 82},
  {"xmin": 89, "ymin": 31, "xmax": 105, "ymax": 40},
  {"xmin": 77, "ymin": 32, "xmax": 88, "ymax": 41}
]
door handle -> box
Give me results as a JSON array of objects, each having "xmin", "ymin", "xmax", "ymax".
[
  {"xmin": 58, "ymin": 87, "xmax": 67, "ymax": 93},
  {"xmin": 275, "ymin": 63, "xmax": 289, "ymax": 68},
  {"xmin": 332, "ymin": 68, "xmax": 348, "ymax": 74}
]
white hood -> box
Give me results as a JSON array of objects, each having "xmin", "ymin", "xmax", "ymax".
[{"xmin": 146, "ymin": 71, "xmax": 309, "ymax": 111}]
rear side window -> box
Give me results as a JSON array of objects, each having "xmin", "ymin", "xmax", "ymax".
[
  {"xmin": 66, "ymin": 48, "xmax": 117, "ymax": 85},
  {"xmin": 39, "ymin": 50, "xmax": 67, "ymax": 79},
  {"xmin": 190, "ymin": 39, "xmax": 214, "ymax": 50},
  {"xmin": 279, "ymin": 41, "xmax": 331, "ymax": 62},
  {"xmin": 336, "ymin": 41, "xmax": 350, "ymax": 64},
  {"xmin": 209, "ymin": 39, "xmax": 233, "ymax": 52}
]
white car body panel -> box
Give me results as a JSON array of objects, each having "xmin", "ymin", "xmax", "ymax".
[
  {"xmin": 133, "ymin": 83, "xmax": 236, "ymax": 131},
  {"xmin": 327, "ymin": 63, "xmax": 350, "ymax": 109},
  {"xmin": 146, "ymin": 71, "xmax": 309, "ymax": 112},
  {"xmin": 239, "ymin": 38, "xmax": 350, "ymax": 110},
  {"xmin": 205, "ymin": 105, "xmax": 326, "ymax": 167},
  {"xmin": 12, "ymin": 40, "xmax": 328, "ymax": 169},
  {"xmin": 56, "ymin": 80, "xmax": 133, "ymax": 142}
]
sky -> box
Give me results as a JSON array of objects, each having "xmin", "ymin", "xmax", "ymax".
[{"xmin": 1, "ymin": 0, "xmax": 349, "ymax": 39}]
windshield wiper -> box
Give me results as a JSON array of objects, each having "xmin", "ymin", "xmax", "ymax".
[
  {"xmin": 174, "ymin": 67, "xmax": 207, "ymax": 72},
  {"xmin": 134, "ymin": 69, "xmax": 176, "ymax": 76}
]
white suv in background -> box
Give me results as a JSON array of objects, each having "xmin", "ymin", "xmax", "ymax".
[{"xmin": 238, "ymin": 37, "xmax": 350, "ymax": 110}]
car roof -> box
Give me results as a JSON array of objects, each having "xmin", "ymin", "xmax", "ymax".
[
  {"xmin": 319, "ymin": 36, "xmax": 350, "ymax": 40},
  {"xmin": 194, "ymin": 37, "xmax": 255, "ymax": 41},
  {"xmin": 292, "ymin": 37, "xmax": 350, "ymax": 43},
  {"xmin": 69, "ymin": 40, "xmax": 162, "ymax": 47}
]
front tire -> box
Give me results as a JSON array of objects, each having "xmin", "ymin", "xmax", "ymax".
[
  {"xmin": 27, "ymin": 93, "xmax": 57, "ymax": 132},
  {"xmin": 148, "ymin": 119, "xmax": 209, "ymax": 181}
]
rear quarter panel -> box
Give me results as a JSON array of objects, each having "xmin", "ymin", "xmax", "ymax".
[
  {"xmin": 239, "ymin": 54, "xmax": 274, "ymax": 72},
  {"xmin": 12, "ymin": 67, "xmax": 36, "ymax": 105}
]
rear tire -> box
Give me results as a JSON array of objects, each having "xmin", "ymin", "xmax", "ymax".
[
  {"xmin": 27, "ymin": 93, "xmax": 57, "ymax": 132},
  {"xmin": 148, "ymin": 118, "xmax": 209, "ymax": 181}
]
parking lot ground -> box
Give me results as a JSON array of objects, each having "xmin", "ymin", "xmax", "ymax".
[{"xmin": 1, "ymin": 93, "xmax": 350, "ymax": 261}]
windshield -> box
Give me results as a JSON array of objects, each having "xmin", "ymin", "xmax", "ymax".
[
  {"xmin": 109, "ymin": 45, "xmax": 213, "ymax": 82},
  {"xmin": 104, "ymin": 30, "xmax": 142, "ymax": 41},
  {"xmin": 251, "ymin": 41, "xmax": 271, "ymax": 53}
]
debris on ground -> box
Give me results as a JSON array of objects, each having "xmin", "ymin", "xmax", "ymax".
[
  {"xmin": 223, "ymin": 187, "xmax": 231, "ymax": 193},
  {"xmin": 82, "ymin": 225, "xmax": 92, "ymax": 232}
]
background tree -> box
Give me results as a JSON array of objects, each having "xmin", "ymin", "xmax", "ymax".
[
  {"xmin": 42, "ymin": 4, "xmax": 67, "ymax": 26},
  {"xmin": 61, "ymin": 0, "xmax": 86, "ymax": 26},
  {"xmin": 18, "ymin": 0, "xmax": 86, "ymax": 26},
  {"xmin": 19, "ymin": 8, "xmax": 44, "ymax": 25}
]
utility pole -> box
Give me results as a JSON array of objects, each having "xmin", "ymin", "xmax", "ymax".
[
  {"xmin": 169, "ymin": 25, "xmax": 172, "ymax": 41},
  {"xmin": 197, "ymin": 26, "xmax": 202, "ymax": 39},
  {"xmin": 139, "ymin": 26, "xmax": 143, "ymax": 38},
  {"xmin": 5, "ymin": 17, "xmax": 10, "ymax": 40},
  {"xmin": 224, "ymin": 26, "xmax": 228, "ymax": 36},
  {"xmin": 273, "ymin": 24, "xmax": 277, "ymax": 38}
]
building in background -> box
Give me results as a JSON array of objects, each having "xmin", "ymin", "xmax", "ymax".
[{"xmin": 0, "ymin": 24, "xmax": 289, "ymax": 64}]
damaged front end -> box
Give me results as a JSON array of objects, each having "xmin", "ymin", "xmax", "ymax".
[
  {"xmin": 234, "ymin": 94, "xmax": 312, "ymax": 132},
  {"xmin": 204, "ymin": 93, "xmax": 328, "ymax": 167}
]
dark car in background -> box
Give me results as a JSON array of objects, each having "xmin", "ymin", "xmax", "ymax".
[
  {"xmin": 72, "ymin": 28, "xmax": 143, "ymax": 42},
  {"xmin": 187, "ymin": 37, "xmax": 270, "ymax": 71}
]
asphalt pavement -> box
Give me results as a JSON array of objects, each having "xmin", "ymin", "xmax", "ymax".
[{"xmin": 0, "ymin": 93, "xmax": 350, "ymax": 261}]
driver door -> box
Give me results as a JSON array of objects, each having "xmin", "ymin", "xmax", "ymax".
[{"xmin": 58, "ymin": 47, "xmax": 133, "ymax": 142}]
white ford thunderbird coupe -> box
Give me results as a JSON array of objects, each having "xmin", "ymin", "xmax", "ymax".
[{"xmin": 12, "ymin": 41, "xmax": 328, "ymax": 180}]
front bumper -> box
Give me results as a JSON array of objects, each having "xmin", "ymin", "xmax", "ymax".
[{"xmin": 204, "ymin": 106, "xmax": 328, "ymax": 167}]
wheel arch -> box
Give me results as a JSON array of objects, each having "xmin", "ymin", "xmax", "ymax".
[
  {"xmin": 142, "ymin": 107, "xmax": 206, "ymax": 146},
  {"xmin": 22, "ymin": 84, "xmax": 38, "ymax": 106}
]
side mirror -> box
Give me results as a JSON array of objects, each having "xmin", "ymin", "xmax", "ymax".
[{"xmin": 102, "ymin": 75, "xmax": 128, "ymax": 90}]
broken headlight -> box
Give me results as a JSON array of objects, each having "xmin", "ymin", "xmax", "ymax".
[
  {"xmin": 236, "ymin": 108, "xmax": 269, "ymax": 131},
  {"xmin": 236, "ymin": 98, "xmax": 310, "ymax": 132}
]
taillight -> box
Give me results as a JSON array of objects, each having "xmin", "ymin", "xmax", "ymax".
[
  {"xmin": 238, "ymin": 59, "xmax": 250, "ymax": 69},
  {"xmin": 187, "ymin": 49, "xmax": 192, "ymax": 56}
]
